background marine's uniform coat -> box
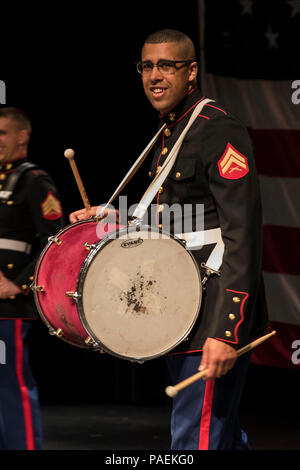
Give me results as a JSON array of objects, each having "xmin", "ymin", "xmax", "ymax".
[
  {"xmin": 0, "ymin": 158, "xmax": 65, "ymax": 318},
  {"xmin": 0, "ymin": 157, "xmax": 65, "ymax": 449}
]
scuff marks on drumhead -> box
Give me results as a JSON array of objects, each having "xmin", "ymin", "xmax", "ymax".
[{"xmin": 119, "ymin": 271, "xmax": 156, "ymax": 315}]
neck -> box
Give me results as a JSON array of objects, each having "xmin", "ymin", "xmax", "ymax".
[{"xmin": 8, "ymin": 147, "xmax": 27, "ymax": 163}]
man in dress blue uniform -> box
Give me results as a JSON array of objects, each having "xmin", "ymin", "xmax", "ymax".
[
  {"xmin": 70, "ymin": 30, "xmax": 268, "ymax": 450},
  {"xmin": 0, "ymin": 107, "xmax": 65, "ymax": 449}
]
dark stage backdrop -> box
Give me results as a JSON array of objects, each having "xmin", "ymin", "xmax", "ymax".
[
  {"xmin": 0, "ymin": 1, "xmax": 202, "ymax": 408},
  {"xmin": 1, "ymin": 1, "xmax": 299, "ymax": 416}
]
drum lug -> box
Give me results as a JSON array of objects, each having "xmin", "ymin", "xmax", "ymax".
[
  {"xmin": 83, "ymin": 242, "xmax": 96, "ymax": 251},
  {"xmin": 200, "ymin": 262, "xmax": 221, "ymax": 287},
  {"xmin": 85, "ymin": 336, "xmax": 105, "ymax": 353},
  {"xmin": 49, "ymin": 328, "xmax": 64, "ymax": 338},
  {"xmin": 30, "ymin": 283, "xmax": 46, "ymax": 293},
  {"xmin": 84, "ymin": 336, "xmax": 98, "ymax": 348},
  {"xmin": 65, "ymin": 291, "xmax": 81, "ymax": 303},
  {"xmin": 128, "ymin": 217, "xmax": 142, "ymax": 231},
  {"xmin": 48, "ymin": 235, "xmax": 62, "ymax": 246}
]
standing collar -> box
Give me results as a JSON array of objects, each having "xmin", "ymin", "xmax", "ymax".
[
  {"xmin": 159, "ymin": 88, "xmax": 205, "ymax": 126},
  {"xmin": 0, "ymin": 157, "xmax": 27, "ymax": 173}
]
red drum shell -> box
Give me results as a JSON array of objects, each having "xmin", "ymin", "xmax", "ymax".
[{"xmin": 33, "ymin": 219, "xmax": 119, "ymax": 347}]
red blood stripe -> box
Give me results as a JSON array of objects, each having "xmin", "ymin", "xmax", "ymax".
[
  {"xmin": 198, "ymin": 379, "xmax": 215, "ymax": 450},
  {"xmin": 15, "ymin": 320, "xmax": 35, "ymax": 450},
  {"xmin": 248, "ymin": 129, "xmax": 300, "ymax": 177},
  {"xmin": 251, "ymin": 321, "xmax": 300, "ymax": 370},
  {"xmin": 262, "ymin": 225, "xmax": 300, "ymax": 275}
]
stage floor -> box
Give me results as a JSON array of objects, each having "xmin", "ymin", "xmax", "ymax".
[{"xmin": 41, "ymin": 403, "xmax": 300, "ymax": 451}]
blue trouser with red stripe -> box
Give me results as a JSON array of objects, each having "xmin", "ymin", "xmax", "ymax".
[
  {"xmin": 165, "ymin": 352, "xmax": 251, "ymax": 450},
  {"xmin": 0, "ymin": 320, "xmax": 43, "ymax": 450}
]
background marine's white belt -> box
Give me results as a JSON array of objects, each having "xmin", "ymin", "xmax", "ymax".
[{"xmin": 0, "ymin": 238, "xmax": 32, "ymax": 254}]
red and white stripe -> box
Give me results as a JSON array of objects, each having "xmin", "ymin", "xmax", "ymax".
[
  {"xmin": 198, "ymin": 2, "xmax": 300, "ymax": 369},
  {"xmin": 15, "ymin": 320, "xmax": 35, "ymax": 450}
]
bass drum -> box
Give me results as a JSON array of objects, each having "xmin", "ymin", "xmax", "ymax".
[
  {"xmin": 77, "ymin": 224, "xmax": 202, "ymax": 362},
  {"xmin": 32, "ymin": 219, "xmax": 119, "ymax": 347}
]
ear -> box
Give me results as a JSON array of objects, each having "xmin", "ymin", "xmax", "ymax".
[
  {"xmin": 17, "ymin": 129, "xmax": 29, "ymax": 146},
  {"xmin": 188, "ymin": 61, "xmax": 198, "ymax": 83}
]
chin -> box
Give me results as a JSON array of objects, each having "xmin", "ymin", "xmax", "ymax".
[{"xmin": 151, "ymin": 102, "xmax": 171, "ymax": 115}]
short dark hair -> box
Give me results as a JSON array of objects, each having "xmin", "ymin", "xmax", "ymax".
[
  {"xmin": 144, "ymin": 29, "xmax": 196, "ymax": 59},
  {"xmin": 0, "ymin": 106, "xmax": 32, "ymax": 135}
]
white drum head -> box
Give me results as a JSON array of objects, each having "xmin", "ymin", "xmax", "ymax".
[{"xmin": 79, "ymin": 228, "xmax": 201, "ymax": 361}]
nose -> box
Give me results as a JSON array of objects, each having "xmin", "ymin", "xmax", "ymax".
[{"xmin": 149, "ymin": 65, "xmax": 164, "ymax": 81}]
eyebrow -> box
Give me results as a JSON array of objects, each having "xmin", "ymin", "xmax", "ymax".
[{"xmin": 142, "ymin": 58, "xmax": 176, "ymax": 63}]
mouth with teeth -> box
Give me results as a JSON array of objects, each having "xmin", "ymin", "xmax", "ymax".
[{"xmin": 150, "ymin": 87, "xmax": 167, "ymax": 98}]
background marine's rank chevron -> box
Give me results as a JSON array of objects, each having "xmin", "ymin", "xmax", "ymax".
[
  {"xmin": 218, "ymin": 142, "xmax": 249, "ymax": 180},
  {"xmin": 40, "ymin": 191, "xmax": 63, "ymax": 220}
]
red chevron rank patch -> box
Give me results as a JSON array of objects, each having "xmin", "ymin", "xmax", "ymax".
[
  {"xmin": 41, "ymin": 191, "xmax": 63, "ymax": 220},
  {"xmin": 218, "ymin": 143, "xmax": 249, "ymax": 180}
]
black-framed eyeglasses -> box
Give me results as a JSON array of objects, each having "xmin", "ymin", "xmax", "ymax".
[{"xmin": 136, "ymin": 59, "xmax": 196, "ymax": 75}]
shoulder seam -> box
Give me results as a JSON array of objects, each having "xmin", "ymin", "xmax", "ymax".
[{"xmin": 204, "ymin": 103, "xmax": 228, "ymax": 115}]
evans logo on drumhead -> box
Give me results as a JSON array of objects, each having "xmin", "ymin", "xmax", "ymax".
[{"xmin": 121, "ymin": 238, "xmax": 143, "ymax": 248}]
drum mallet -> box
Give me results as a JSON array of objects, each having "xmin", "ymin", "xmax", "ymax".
[
  {"xmin": 64, "ymin": 148, "xmax": 91, "ymax": 210},
  {"xmin": 165, "ymin": 330, "xmax": 276, "ymax": 398}
]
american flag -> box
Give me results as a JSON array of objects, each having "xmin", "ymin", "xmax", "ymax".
[{"xmin": 198, "ymin": 0, "xmax": 300, "ymax": 368}]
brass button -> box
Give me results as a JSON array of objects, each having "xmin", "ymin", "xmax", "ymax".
[
  {"xmin": 158, "ymin": 224, "xmax": 163, "ymax": 229},
  {"xmin": 5, "ymin": 163, "xmax": 13, "ymax": 170},
  {"xmin": 158, "ymin": 186, "xmax": 164, "ymax": 194},
  {"xmin": 7, "ymin": 264, "xmax": 14, "ymax": 269},
  {"xmin": 0, "ymin": 174, "xmax": 6, "ymax": 180},
  {"xmin": 233, "ymin": 296, "xmax": 240, "ymax": 303},
  {"xmin": 148, "ymin": 171, "xmax": 152, "ymax": 177},
  {"xmin": 28, "ymin": 276, "xmax": 34, "ymax": 281},
  {"xmin": 229, "ymin": 313, "xmax": 236, "ymax": 320},
  {"xmin": 161, "ymin": 147, "xmax": 168, "ymax": 155},
  {"xmin": 158, "ymin": 204, "xmax": 164, "ymax": 213},
  {"xmin": 164, "ymin": 128, "xmax": 171, "ymax": 137},
  {"xmin": 156, "ymin": 165, "xmax": 162, "ymax": 174},
  {"xmin": 7, "ymin": 200, "xmax": 14, "ymax": 205},
  {"xmin": 225, "ymin": 330, "xmax": 232, "ymax": 337},
  {"xmin": 168, "ymin": 113, "xmax": 176, "ymax": 121},
  {"xmin": 175, "ymin": 172, "xmax": 181, "ymax": 179},
  {"xmin": 21, "ymin": 284, "xmax": 29, "ymax": 290}
]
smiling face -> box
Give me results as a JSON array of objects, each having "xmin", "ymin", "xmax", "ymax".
[
  {"xmin": 141, "ymin": 42, "xmax": 198, "ymax": 114},
  {"xmin": 0, "ymin": 117, "xmax": 29, "ymax": 163}
]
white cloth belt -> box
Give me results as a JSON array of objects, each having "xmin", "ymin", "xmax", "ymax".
[
  {"xmin": 175, "ymin": 228, "xmax": 224, "ymax": 271},
  {"xmin": 0, "ymin": 190, "xmax": 13, "ymax": 199},
  {"xmin": 0, "ymin": 238, "xmax": 32, "ymax": 254}
]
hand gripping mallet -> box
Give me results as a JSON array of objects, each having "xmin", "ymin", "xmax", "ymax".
[
  {"xmin": 64, "ymin": 148, "xmax": 91, "ymax": 211},
  {"xmin": 165, "ymin": 330, "xmax": 276, "ymax": 398}
]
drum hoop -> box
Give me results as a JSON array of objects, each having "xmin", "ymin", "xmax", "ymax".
[
  {"xmin": 76, "ymin": 224, "xmax": 202, "ymax": 361},
  {"xmin": 32, "ymin": 218, "xmax": 98, "ymax": 347}
]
